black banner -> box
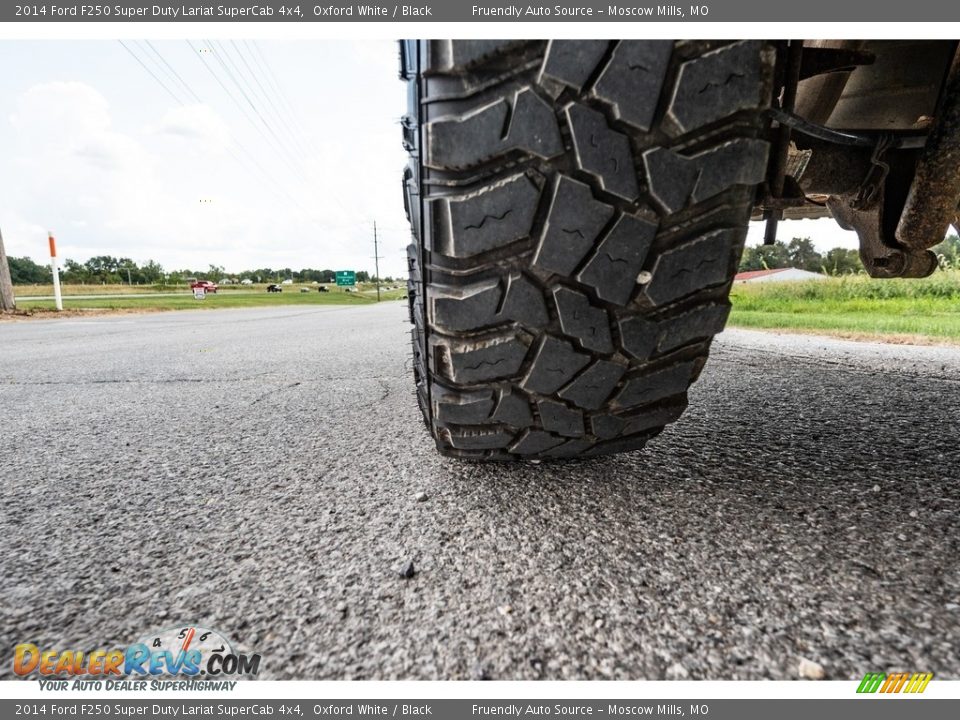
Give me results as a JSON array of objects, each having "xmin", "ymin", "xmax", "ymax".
[{"xmin": 3, "ymin": 1, "xmax": 960, "ymax": 22}]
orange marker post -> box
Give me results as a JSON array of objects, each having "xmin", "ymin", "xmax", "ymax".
[{"xmin": 48, "ymin": 232, "xmax": 62, "ymax": 311}]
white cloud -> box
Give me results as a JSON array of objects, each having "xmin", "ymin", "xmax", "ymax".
[
  {"xmin": 152, "ymin": 103, "xmax": 232, "ymax": 151},
  {"xmin": 0, "ymin": 41, "xmax": 421, "ymax": 277}
]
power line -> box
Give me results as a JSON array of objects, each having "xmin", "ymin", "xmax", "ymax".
[
  {"xmin": 229, "ymin": 40, "xmax": 310, "ymax": 160},
  {"xmin": 119, "ymin": 39, "xmax": 312, "ymax": 217},
  {"xmin": 207, "ymin": 39, "xmax": 308, "ymax": 181},
  {"xmin": 248, "ymin": 40, "xmax": 322, "ymax": 158},
  {"xmin": 118, "ymin": 40, "xmax": 184, "ymax": 106},
  {"xmin": 188, "ymin": 39, "xmax": 308, "ymax": 185},
  {"xmin": 142, "ymin": 40, "xmax": 203, "ymax": 104}
]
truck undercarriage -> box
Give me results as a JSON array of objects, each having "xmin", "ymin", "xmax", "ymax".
[{"xmin": 760, "ymin": 40, "xmax": 960, "ymax": 278}]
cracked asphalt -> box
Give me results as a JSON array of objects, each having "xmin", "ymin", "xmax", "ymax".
[{"xmin": 1, "ymin": 303, "xmax": 959, "ymax": 680}]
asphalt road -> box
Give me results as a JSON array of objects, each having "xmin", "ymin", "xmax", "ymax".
[{"xmin": 1, "ymin": 304, "xmax": 959, "ymax": 680}]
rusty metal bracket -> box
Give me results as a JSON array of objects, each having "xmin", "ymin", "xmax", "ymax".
[
  {"xmin": 896, "ymin": 46, "xmax": 960, "ymax": 251},
  {"xmin": 826, "ymin": 139, "xmax": 937, "ymax": 278}
]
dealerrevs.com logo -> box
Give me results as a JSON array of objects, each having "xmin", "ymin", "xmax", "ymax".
[
  {"xmin": 857, "ymin": 672, "xmax": 934, "ymax": 694},
  {"xmin": 14, "ymin": 626, "xmax": 261, "ymax": 689}
]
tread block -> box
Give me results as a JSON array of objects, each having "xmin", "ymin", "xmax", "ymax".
[
  {"xmin": 432, "ymin": 279, "xmax": 500, "ymax": 330},
  {"xmin": 666, "ymin": 40, "xmax": 765, "ymax": 135},
  {"xmin": 644, "ymin": 138, "xmax": 769, "ymax": 214},
  {"xmin": 510, "ymin": 429, "xmax": 565, "ymax": 455},
  {"xmin": 621, "ymin": 403, "xmax": 686, "ymax": 436},
  {"xmin": 436, "ymin": 390, "xmax": 496, "ymax": 424},
  {"xmin": 448, "ymin": 429, "xmax": 515, "ymax": 450},
  {"xmin": 533, "ymin": 175, "xmax": 615, "ymax": 275},
  {"xmin": 559, "ymin": 360, "xmax": 627, "ymax": 411},
  {"xmin": 690, "ymin": 138, "xmax": 769, "ymax": 203},
  {"xmin": 585, "ymin": 434, "xmax": 650, "ymax": 457},
  {"xmin": 500, "ymin": 273, "xmax": 550, "ymax": 327},
  {"xmin": 538, "ymin": 399, "xmax": 585, "ymax": 437},
  {"xmin": 644, "ymin": 229, "xmax": 736, "ymax": 306},
  {"xmin": 540, "ymin": 40, "xmax": 609, "ymax": 91},
  {"xmin": 447, "ymin": 337, "xmax": 530, "ymax": 384},
  {"xmin": 619, "ymin": 316, "xmax": 660, "ymax": 360},
  {"xmin": 544, "ymin": 437, "xmax": 595, "ymax": 458},
  {"xmin": 426, "ymin": 88, "xmax": 563, "ymax": 170},
  {"xmin": 577, "ymin": 212, "xmax": 658, "ymax": 305},
  {"xmin": 429, "ymin": 40, "xmax": 527, "ymax": 74},
  {"xmin": 590, "ymin": 413, "xmax": 627, "ymax": 440},
  {"xmin": 432, "ymin": 272, "xmax": 547, "ymax": 331},
  {"xmin": 553, "ymin": 287, "xmax": 614, "ymax": 354},
  {"xmin": 565, "ymin": 103, "xmax": 640, "ymax": 201},
  {"xmin": 491, "ymin": 388, "xmax": 534, "ymax": 427},
  {"xmin": 592, "ymin": 41, "xmax": 672, "ymax": 132},
  {"xmin": 642, "ymin": 147, "xmax": 698, "ymax": 214},
  {"xmin": 434, "ymin": 174, "xmax": 540, "ymax": 258},
  {"xmin": 657, "ymin": 304, "xmax": 731, "ymax": 353},
  {"xmin": 614, "ymin": 361, "xmax": 695, "ymax": 408},
  {"xmin": 522, "ymin": 336, "xmax": 591, "ymax": 395}
]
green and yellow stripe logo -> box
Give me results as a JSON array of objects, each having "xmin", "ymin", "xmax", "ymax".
[{"xmin": 857, "ymin": 672, "xmax": 933, "ymax": 694}]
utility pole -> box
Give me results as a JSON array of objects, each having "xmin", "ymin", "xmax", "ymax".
[
  {"xmin": 0, "ymin": 227, "xmax": 16, "ymax": 312},
  {"xmin": 372, "ymin": 220, "xmax": 383, "ymax": 302}
]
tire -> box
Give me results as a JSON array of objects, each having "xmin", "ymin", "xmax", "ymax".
[{"xmin": 400, "ymin": 40, "xmax": 775, "ymax": 460}]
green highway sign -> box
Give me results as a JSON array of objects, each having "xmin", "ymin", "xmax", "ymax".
[{"xmin": 335, "ymin": 270, "xmax": 356, "ymax": 287}]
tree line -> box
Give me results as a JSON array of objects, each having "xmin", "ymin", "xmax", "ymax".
[
  {"xmin": 6, "ymin": 235, "xmax": 960, "ymax": 285},
  {"xmin": 739, "ymin": 235, "xmax": 960, "ymax": 274},
  {"xmin": 4, "ymin": 256, "xmax": 385, "ymax": 285}
]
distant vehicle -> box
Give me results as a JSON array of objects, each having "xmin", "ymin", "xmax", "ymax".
[
  {"xmin": 190, "ymin": 280, "xmax": 218, "ymax": 294},
  {"xmin": 267, "ymin": 284, "xmax": 283, "ymax": 293},
  {"xmin": 318, "ymin": 286, "xmax": 329, "ymax": 293},
  {"xmin": 281, "ymin": 279, "xmax": 294, "ymax": 285},
  {"xmin": 240, "ymin": 279, "xmax": 253, "ymax": 285}
]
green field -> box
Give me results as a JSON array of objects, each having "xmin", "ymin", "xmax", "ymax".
[
  {"xmin": 728, "ymin": 271, "xmax": 960, "ymax": 341},
  {"xmin": 9, "ymin": 274, "xmax": 960, "ymax": 344},
  {"xmin": 11, "ymin": 284, "xmax": 407, "ymax": 312}
]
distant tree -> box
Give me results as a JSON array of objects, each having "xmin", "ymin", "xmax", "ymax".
[
  {"xmin": 787, "ymin": 237, "xmax": 823, "ymax": 272},
  {"xmin": 318, "ymin": 269, "xmax": 335, "ymax": 283},
  {"xmin": 356, "ymin": 270, "xmax": 371, "ymax": 282},
  {"xmin": 207, "ymin": 264, "xmax": 225, "ymax": 281},
  {"xmin": 84, "ymin": 255, "xmax": 121, "ymax": 283},
  {"xmin": 140, "ymin": 260, "xmax": 165, "ymax": 284},
  {"xmin": 822, "ymin": 248, "xmax": 862, "ymax": 275},
  {"xmin": 8, "ymin": 256, "xmax": 50, "ymax": 284},
  {"xmin": 61, "ymin": 258, "xmax": 88, "ymax": 283},
  {"xmin": 117, "ymin": 258, "xmax": 138, "ymax": 284},
  {"xmin": 739, "ymin": 241, "xmax": 791, "ymax": 271}
]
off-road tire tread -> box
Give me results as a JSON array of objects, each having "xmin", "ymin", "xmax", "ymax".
[{"xmin": 402, "ymin": 39, "xmax": 773, "ymax": 460}]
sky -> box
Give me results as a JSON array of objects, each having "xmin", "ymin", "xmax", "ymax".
[
  {"xmin": 0, "ymin": 40, "xmax": 860, "ymax": 280},
  {"xmin": 0, "ymin": 40, "xmax": 413, "ymax": 278}
]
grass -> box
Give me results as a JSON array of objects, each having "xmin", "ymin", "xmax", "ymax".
[
  {"xmin": 14, "ymin": 283, "xmax": 180, "ymax": 296},
  {"xmin": 728, "ymin": 270, "xmax": 960, "ymax": 341},
  {"xmin": 12, "ymin": 284, "xmax": 407, "ymax": 312},
  {"xmin": 11, "ymin": 273, "xmax": 960, "ymax": 343}
]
